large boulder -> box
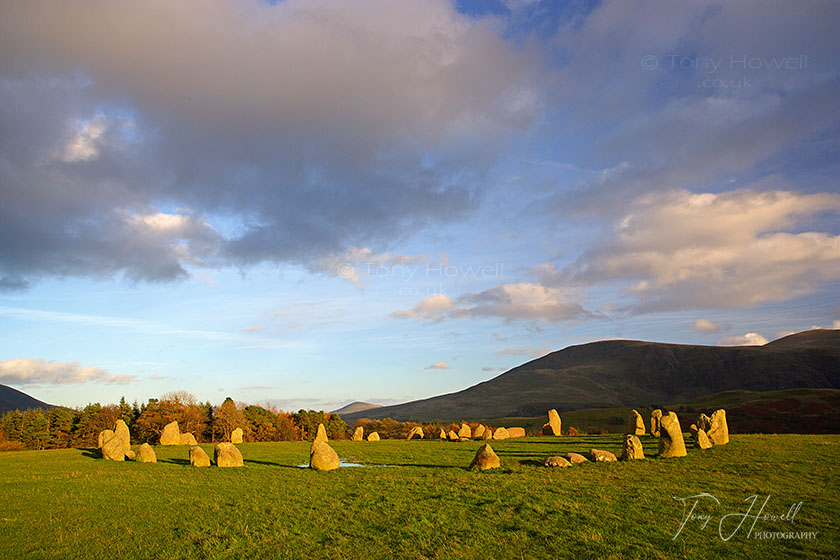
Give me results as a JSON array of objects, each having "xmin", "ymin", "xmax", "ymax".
[
  {"xmin": 136, "ymin": 443, "xmax": 157, "ymax": 463},
  {"xmin": 473, "ymin": 425, "xmax": 486, "ymax": 439},
  {"xmin": 367, "ymin": 432, "xmax": 380, "ymax": 442},
  {"xmin": 314, "ymin": 423, "xmax": 328, "ymax": 444},
  {"xmin": 694, "ymin": 428, "xmax": 713, "ymax": 449},
  {"xmin": 707, "ymin": 409, "xmax": 729, "ymax": 445},
  {"xmin": 189, "ymin": 445, "xmax": 211, "ymax": 467},
  {"xmin": 309, "ymin": 441, "xmax": 340, "ymax": 471},
  {"xmin": 160, "ymin": 421, "xmax": 181, "ymax": 446},
  {"xmin": 352, "ymin": 427, "xmax": 364, "ymax": 441},
  {"xmin": 447, "ymin": 430, "xmax": 459, "ymax": 441},
  {"xmin": 458, "ymin": 423, "xmax": 472, "ymax": 439},
  {"xmin": 650, "ymin": 409, "xmax": 663, "ymax": 437},
  {"xmin": 621, "ymin": 434, "xmax": 645, "ymax": 460},
  {"xmin": 469, "ymin": 444, "xmax": 500, "ymax": 471},
  {"xmin": 541, "ymin": 409, "xmax": 562, "ymax": 436},
  {"xmin": 179, "ymin": 432, "xmax": 197, "ymax": 446},
  {"xmin": 493, "ymin": 427, "xmax": 510, "ymax": 440},
  {"xmin": 659, "ymin": 412, "xmax": 687, "ymax": 458},
  {"xmin": 507, "ymin": 427, "xmax": 526, "ymax": 438},
  {"xmin": 626, "ymin": 410, "xmax": 645, "ymax": 435},
  {"xmin": 544, "ymin": 456, "xmax": 572, "ymax": 468},
  {"xmin": 589, "ymin": 448, "xmax": 617, "ymax": 462},
  {"xmin": 114, "ymin": 419, "xmax": 131, "ymax": 453},
  {"xmin": 231, "ymin": 427, "xmax": 243, "ymax": 444},
  {"xmin": 482, "ymin": 428, "xmax": 493, "ymax": 440},
  {"xmin": 101, "ymin": 433, "xmax": 126, "ymax": 461},
  {"xmin": 407, "ymin": 426, "xmax": 424, "ymax": 440},
  {"xmin": 214, "ymin": 442, "xmax": 244, "ymax": 467},
  {"xmin": 565, "ymin": 452, "xmax": 588, "ymax": 464},
  {"xmin": 98, "ymin": 429, "xmax": 114, "ymax": 449}
]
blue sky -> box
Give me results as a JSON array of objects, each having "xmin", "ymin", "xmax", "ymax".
[{"xmin": 1, "ymin": 0, "xmax": 838, "ymax": 411}]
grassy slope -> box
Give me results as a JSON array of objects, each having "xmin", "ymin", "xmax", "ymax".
[
  {"xmin": 1, "ymin": 435, "xmax": 838, "ymax": 559},
  {"xmin": 346, "ymin": 330, "xmax": 840, "ymax": 423}
]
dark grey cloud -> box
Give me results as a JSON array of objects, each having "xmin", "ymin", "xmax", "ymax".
[{"xmin": 0, "ymin": 0, "xmax": 545, "ymax": 287}]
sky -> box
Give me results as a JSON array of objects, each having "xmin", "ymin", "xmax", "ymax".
[{"xmin": 0, "ymin": 0, "xmax": 838, "ymax": 412}]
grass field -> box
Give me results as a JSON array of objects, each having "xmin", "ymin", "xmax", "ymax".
[{"xmin": 1, "ymin": 435, "xmax": 838, "ymax": 559}]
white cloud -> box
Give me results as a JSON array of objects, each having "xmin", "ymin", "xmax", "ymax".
[
  {"xmin": 313, "ymin": 247, "xmax": 424, "ymax": 286},
  {"xmin": 424, "ymin": 361, "xmax": 451, "ymax": 370},
  {"xmin": 0, "ymin": 358, "xmax": 136, "ymax": 385},
  {"xmin": 390, "ymin": 294, "xmax": 454, "ymax": 322},
  {"xmin": 717, "ymin": 333, "xmax": 768, "ymax": 347},
  {"xmin": 553, "ymin": 189, "xmax": 840, "ymax": 311},
  {"xmin": 834, "ymin": 320, "xmax": 840, "ymax": 329},
  {"xmin": 693, "ymin": 319, "xmax": 722, "ymax": 333}
]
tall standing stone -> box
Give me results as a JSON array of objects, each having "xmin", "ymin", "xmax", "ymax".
[
  {"xmin": 542, "ymin": 409, "xmax": 562, "ymax": 436},
  {"xmin": 458, "ymin": 423, "xmax": 472, "ymax": 439},
  {"xmin": 650, "ymin": 409, "xmax": 663, "ymax": 437},
  {"xmin": 352, "ymin": 427, "xmax": 364, "ymax": 441},
  {"xmin": 621, "ymin": 434, "xmax": 645, "ymax": 460},
  {"xmin": 114, "ymin": 419, "xmax": 131, "ymax": 453},
  {"xmin": 707, "ymin": 409, "xmax": 729, "ymax": 445},
  {"xmin": 473, "ymin": 425, "xmax": 486, "ymax": 439},
  {"xmin": 469, "ymin": 444, "xmax": 500, "ymax": 471},
  {"xmin": 214, "ymin": 442, "xmax": 244, "ymax": 467},
  {"xmin": 482, "ymin": 428, "xmax": 493, "ymax": 440},
  {"xmin": 626, "ymin": 410, "xmax": 645, "ymax": 435},
  {"xmin": 101, "ymin": 433, "xmax": 126, "ymax": 461},
  {"xmin": 189, "ymin": 445, "xmax": 211, "ymax": 467},
  {"xmin": 407, "ymin": 426, "xmax": 424, "ymax": 440},
  {"xmin": 309, "ymin": 441, "xmax": 340, "ymax": 471},
  {"xmin": 694, "ymin": 428, "xmax": 713, "ymax": 449},
  {"xmin": 160, "ymin": 421, "xmax": 180, "ymax": 446},
  {"xmin": 231, "ymin": 427, "xmax": 243, "ymax": 444},
  {"xmin": 447, "ymin": 430, "xmax": 459, "ymax": 441},
  {"xmin": 659, "ymin": 412, "xmax": 687, "ymax": 458},
  {"xmin": 98, "ymin": 429, "xmax": 114, "ymax": 449},
  {"xmin": 136, "ymin": 443, "xmax": 157, "ymax": 463},
  {"xmin": 314, "ymin": 423, "xmax": 328, "ymax": 444},
  {"xmin": 439, "ymin": 428, "xmax": 447, "ymax": 439},
  {"xmin": 696, "ymin": 413, "xmax": 712, "ymax": 432},
  {"xmin": 179, "ymin": 432, "xmax": 198, "ymax": 446}
]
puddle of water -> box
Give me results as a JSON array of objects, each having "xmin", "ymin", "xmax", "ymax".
[{"xmin": 295, "ymin": 460, "xmax": 393, "ymax": 468}]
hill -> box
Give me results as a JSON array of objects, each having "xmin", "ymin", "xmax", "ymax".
[
  {"xmin": 0, "ymin": 384, "xmax": 56, "ymax": 415},
  {"xmin": 330, "ymin": 401, "xmax": 381, "ymax": 415},
  {"xmin": 343, "ymin": 329, "xmax": 840, "ymax": 422}
]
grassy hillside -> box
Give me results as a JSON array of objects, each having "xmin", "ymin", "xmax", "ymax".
[
  {"xmin": 347, "ymin": 330, "xmax": 840, "ymax": 422},
  {"xmin": 331, "ymin": 402, "xmax": 382, "ymax": 415},
  {"xmin": 0, "ymin": 384, "xmax": 55, "ymax": 415},
  {"xmin": 1, "ymin": 435, "xmax": 837, "ymax": 559}
]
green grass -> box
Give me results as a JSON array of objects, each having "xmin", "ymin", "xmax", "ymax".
[{"xmin": 1, "ymin": 435, "xmax": 838, "ymax": 559}]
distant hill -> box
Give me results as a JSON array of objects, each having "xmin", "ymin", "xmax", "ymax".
[
  {"xmin": 0, "ymin": 385, "xmax": 56, "ymax": 415},
  {"xmin": 331, "ymin": 401, "xmax": 382, "ymax": 415},
  {"xmin": 343, "ymin": 329, "xmax": 840, "ymax": 422}
]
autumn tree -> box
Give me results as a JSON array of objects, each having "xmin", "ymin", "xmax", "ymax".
[{"xmin": 212, "ymin": 397, "xmax": 248, "ymax": 442}]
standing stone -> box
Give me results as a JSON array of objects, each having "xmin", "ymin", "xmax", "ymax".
[
  {"xmin": 589, "ymin": 448, "xmax": 618, "ymax": 462},
  {"xmin": 231, "ymin": 427, "xmax": 243, "ymax": 444},
  {"xmin": 694, "ymin": 428, "xmax": 713, "ymax": 449},
  {"xmin": 407, "ymin": 426, "xmax": 424, "ymax": 440},
  {"xmin": 696, "ymin": 413, "xmax": 712, "ymax": 432},
  {"xmin": 650, "ymin": 409, "xmax": 663, "ymax": 437},
  {"xmin": 352, "ymin": 427, "xmax": 364, "ymax": 441},
  {"xmin": 621, "ymin": 434, "xmax": 645, "ymax": 460},
  {"xmin": 707, "ymin": 409, "xmax": 729, "ymax": 445},
  {"xmin": 473, "ymin": 425, "xmax": 486, "ymax": 439},
  {"xmin": 507, "ymin": 427, "xmax": 526, "ymax": 438},
  {"xmin": 458, "ymin": 423, "xmax": 472, "ymax": 439},
  {"xmin": 189, "ymin": 445, "xmax": 211, "ymax": 467},
  {"xmin": 482, "ymin": 428, "xmax": 493, "ymax": 440},
  {"xmin": 367, "ymin": 432, "xmax": 380, "ymax": 442},
  {"xmin": 214, "ymin": 442, "xmax": 244, "ymax": 467},
  {"xmin": 314, "ymin": 423, "xmax": 328, "ymax": 444},
  {"xmin": 469, "ymin": 444, "xmax": 500, "ymax": 471},
  {"xmin": 439, "ymin": 428, "xmax": 447, "ymax": 439},
  {"xmin": 544, "ymin": 456, "xmax": 572, "ymax": 468},
  {"xmin": 309, "ymin": 441, "xmax": 340, "ymax": 471},
  {"xmin": 447, "ymin": 430, "xmax": 459, "ymax": 441},
  {"xmin": 125, "ymin": 450, "xmax": 136, "ymax": 460},
  {"xmin": 541, "ymin": 409, "xmax": 562, "ymax": 436},
  {"xmin": 626, "ymin": 410, "xmax": 645, "ymax": 435},
  {"xmin": 493, "ymin": 427, "xmax": 510, "ymax": 440},
  {"xmin": 98, "ymin": 429, "xmax": 114, "ymax": 449},
  {"xmin": 565, "ymin": 452, "xmax": 588, "ymax": 464},
  {"xmin": 160, "ymin": 421, "xmax": 180, "ymax": 446},
  {"xmin": 659, "ymin": 412, "xmax": 687, "ymax": 458},
  {"xmin": 179, "ymin": 432, "xmax": 197, "ymax": 446},
  {"xmin": 101, "ymin": 433, "xmax": 126, "ymax": 461},
  {"xmin": 114, "ymin": 419, "xmax": 131, "ymax": 453},
  {"xmin": 136, "ymin": 443, "xmax": 157, "ymax": 463}
]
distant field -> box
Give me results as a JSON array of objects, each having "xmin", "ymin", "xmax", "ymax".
[{"xmin": 1, "ymin": 435, "xmax": 837, "ymax": 559}]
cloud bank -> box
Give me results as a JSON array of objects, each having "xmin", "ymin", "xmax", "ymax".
[{"xmin": 0, "ymin": 358, "xmax": 135, "ymax": 385}]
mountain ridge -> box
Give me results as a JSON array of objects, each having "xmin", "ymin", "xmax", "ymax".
[{"xmin": 0, "ymin": 385, "xmax": 56, "ymax": 415}]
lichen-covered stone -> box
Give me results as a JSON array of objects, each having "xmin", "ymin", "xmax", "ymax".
[
  {"xmin": 179, "ymin": 432, "xmax": 197, "ymax": 446},
  {"xmin": 407, "ymin": 426, "xmax": 424, "ymax": 440},
  {"xmin": 621, "ymin": 434, "xmax": 645, "ymax": 460},
  {"xmin": 214, "ymin": 442, "xmax": 244, "ymax": 467},
  {"xmin": 189, "ymin": 445, "xmax": 211, "ymax": 467},
  {"xmin": 707, "ymin": 409, "xmax": 729, "ymax": 445},
  {"xmin": 114, "ymin": 419, "xmax": 131, "ymax": 453},
  {"xmin": 565, "ymin": 452, "xmax": 588, "ymax": 464},
  {"xmin": 469, "ymin": 444, "xmax": 500, "ymax": 471},
  {"xmin": 473, "ymin": 425, "xmax": 486, "ymax": 439},
  {"xmin": 650, "ymin": 409, "xmax": 663, "ymax": 437},
  {"xmin": 314, "ymin": 423, "xmax": 328, "ymax": 444},
  {"xmin": 541, "ymin": 409, "xmax": 562, "ymax": 436},
  {"xmin": 589, "ymin": 448, "xmax": 617, "ymax": 462},
  {"xmin": 626, "ymin": 410, "xmax": 645, "ymax": 435},
  {"xmin": 231, "ymin": 427, "xmax": 243, "ymax": 444},
  {"xmin": 482, "ymin": 428, "xmax": 493, "ymax": 440},
  {"xmin": 544, "ymin": 456, "xmax": 572, "ymax": 467},
  {"xmin": 492, "ymin": 427, "xmax": 510, "ymax": 440},
  {"xmin": 309, "ymin": 441, "xmax": 339, "ymax": 471},
  {"xmin": 136, "ymin": 443, "xmax": 157, "ymax": 463},
  {"xmin": 447, "ymin": 430, "xmax": 459, "ymax": 441},
  {"xmin": 458, "ymin": 423, "xmax": 471, "ymax": 439},
  {"xmin": 160, "ymin": 421, "xmax": 180, "ymax": 446},
  {"xmin": 507, "ymin": 427, "xmax": 526, "ymax": 438},
  {"xmin": 367, "ymin": 431, "xmax": 380, "ymax": 441},
  {"xmin": 98, "ymin": 429, "xmax": 114, "ymax": 449},
  {"xmin": 101, "ymin": 433, "xmax": 125, "ymax": 461},
  {"xmin": 352, "ymin": 427, "xmax": 364, "ymax": 441},
  {"xmin": 659, "ymin": 412, "xmax": 687, "ymax": 458},
  {"xmin": 695, "ymin": 428, "xmax": 713, "ymax": 449}
]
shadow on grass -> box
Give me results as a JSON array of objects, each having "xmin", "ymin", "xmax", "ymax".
[
  {"xmin": 518, "ymin": 459, "xmax": 545, "ymax": 467},
  {"xmin": 80, "ymin": 449, "xmax": 100, "ymax": 459},
  {"xmin": 244, "ymin": 459, "xmax": 302, "ymax": 468}
]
